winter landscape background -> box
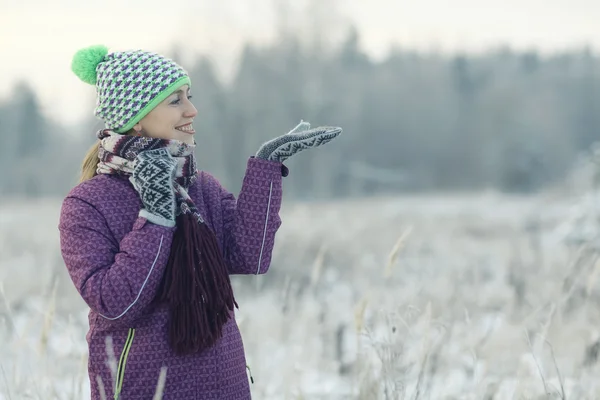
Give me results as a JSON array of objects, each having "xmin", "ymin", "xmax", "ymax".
[{"xmin": 3, "ymin": 1, "xmax": 600, "ymax": 398}]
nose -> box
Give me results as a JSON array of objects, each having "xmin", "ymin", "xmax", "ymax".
[{"xmin": 184, "ymin": 98, "xmax": 198, "ymax": 119}]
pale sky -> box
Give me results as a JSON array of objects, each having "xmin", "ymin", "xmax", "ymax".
[{"xmin": 1, "ymin": 0, "xmax": 599, "ymax": 128}]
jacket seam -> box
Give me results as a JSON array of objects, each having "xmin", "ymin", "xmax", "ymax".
[
  {"xmin": 256, "ymin": 180, "xmax": 274, "ymax": 274},
  {"xmin": 98, "ymin": 235, "xmax": 164, "ymax": 320}
]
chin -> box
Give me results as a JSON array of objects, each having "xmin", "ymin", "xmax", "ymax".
[
  {"xmin": 172, "ymin": 132, "xmax": 194, "ymax": 145},
  {"xmin": 182, "ymin": 136, "xmax": 195, "ymax": 145}
]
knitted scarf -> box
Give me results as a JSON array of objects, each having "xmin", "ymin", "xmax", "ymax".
[{"xmin": 96, "ymin": 129, "xmax": 238, "ymax": 356}]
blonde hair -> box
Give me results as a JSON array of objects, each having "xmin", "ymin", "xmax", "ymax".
[{"xmin": 79, "ymin": 141, "xmax": 101, "ymax": 183}]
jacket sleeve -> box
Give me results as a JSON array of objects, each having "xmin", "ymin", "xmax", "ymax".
[
  {"xmin": 58, "ymin": 196, "xmax": 175, "ymax": 325},
  {"xmin": 220, "ymin": 157, "xmax": 285, "ymax": 275}
]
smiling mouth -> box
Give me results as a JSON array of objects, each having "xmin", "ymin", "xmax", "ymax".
[{"xmin": 175, "ymin": 123, "xmax": 195, "ymax": 134}]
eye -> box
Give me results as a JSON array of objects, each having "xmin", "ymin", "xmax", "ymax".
[
  {"xmin": 169, "ymin": 97, "xmax": 181, "ymax": 105},
  {"xmin": 187, "ymin": 95, "xmax": 193, "ymax": 100}
]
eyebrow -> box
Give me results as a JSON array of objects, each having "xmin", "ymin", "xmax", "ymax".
[{"xmin": 172, "ymin": 88, "xmax": 191, "ymax": 96}]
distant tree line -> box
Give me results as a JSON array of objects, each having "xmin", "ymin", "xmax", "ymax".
[{"xmin": 1, "ymin": 28, "xmax": 599, "ymax": 199}]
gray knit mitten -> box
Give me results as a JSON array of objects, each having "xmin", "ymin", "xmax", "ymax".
[
  {"xmin": 255, "ymin": 120, "xmax": 342, "ymax": 163},
  {"xmin": 129, "ymin": 148, "xmax": 177, "ymax": 227}
]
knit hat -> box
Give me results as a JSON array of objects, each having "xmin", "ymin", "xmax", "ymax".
[{"xmin": 71, "ymin": 45, "xmax": 191, "ymax": 133}]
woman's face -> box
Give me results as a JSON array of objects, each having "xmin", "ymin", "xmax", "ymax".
[{"xmin": 133, "ymin": 84, "xmax": 197, "ymax": 145}]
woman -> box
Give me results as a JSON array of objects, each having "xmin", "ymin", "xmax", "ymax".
[{"xmin": 59, "ymin": 45, "xmax": 341, "ymax": 400}]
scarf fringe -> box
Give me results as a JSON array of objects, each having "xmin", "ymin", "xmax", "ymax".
[{"xmin": 158, "ymin": 213, "xmax": 238, "ymax": 356}]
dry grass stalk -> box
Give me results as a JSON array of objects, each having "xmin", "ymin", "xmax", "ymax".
[
  {"xmin": 280, "ymin": 275, "xmax": 293, "ymax": 314},
  {"xmin": 104, "ymin": 336, "xmax": 118, "ymax": 391},
  {"xmin": 39, "ymin": 279, "xmax": 58, "ymax": 355},
  {"xmin": 152, "ymin": 366, "xmax": 168, "ymax": 400},
  {"xmin": 425, "ymin": 324, "xmax": 451, "ymax": 397},
  {"xmin": 74, "ymin": 352, "xmax": 88, "ymax": 400},
  {"xmin": 546, "ymin": 340, "xmax": 566, "ymax": 400},
  {"xmin": 310, "ymin": 245, "xmax": 326, "ymax": 287},
  {"xmin": 384, "ymin": 226, "xmax": 413, "ymax": 278},
  {"xmin": 354, "ymin": 298, "xmax": 368, "ymax": 334},
  {"xmin": 0, "ymin": 283, "xmax": 16, "ymax": 337},
  {"xmin": 1, "ymin": 363, "xmax": 12, "ymax": 400},
  {"xmin": 534, "ymin": 303, "xmax": 556, "ymax": 356},
  {"xmin": 586, "ymin": 257, "xmax": 600, "ymax": 296},
  {"xmin": 517, "ymin": 302, "xmax": 558, "ymax": 397},
  {"xmin": 356, "ymin": 363, "xmax": 379, "ymax": 400},
  {"xmin": 561, "ymin": 246, "xmax": 594, "ymax": 300},
  {"xmin": 353, "ymin": 299, "xmax": 373, "ymax": 399},
  {"xmin": 50, "ymin": 382, "xmax": 61, "ymax": 399},
  {"xmin": 96, "ymin": 375, "xmax": 107, "ymax": 400},
  {"xmin": 525, "ymin": 329, "xmax": 550, "ymax": 396},
  {"xmin": 281, "ymin": 274, "xmax": 291, "ymax": 295},
  {"xmin": 414, "ymin": 302, "xmax": 432, "ymax": 400}
]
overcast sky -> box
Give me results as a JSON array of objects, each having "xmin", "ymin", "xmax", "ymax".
[{"xmin": 1, "ymin": 0, "xmax": 598, "ymax": 127}]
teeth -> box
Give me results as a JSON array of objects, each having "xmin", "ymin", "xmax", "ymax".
[{"xmin": 177, "ymin": 124, "xmax": 194, "ymax": 132}]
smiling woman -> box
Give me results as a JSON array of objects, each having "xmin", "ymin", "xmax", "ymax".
[{"xmin": 58, "ymin": 44, "xmax": 342, "ymax": 399}]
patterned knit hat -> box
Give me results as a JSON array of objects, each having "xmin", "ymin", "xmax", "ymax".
[{"xmin": 71, "ymin": 45, "xmax": 191, "ymax": 133}]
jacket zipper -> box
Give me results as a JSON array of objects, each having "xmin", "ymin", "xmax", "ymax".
[{"xmin": 114, "ymin": 328, "xmax": 135, "ymax": 399}]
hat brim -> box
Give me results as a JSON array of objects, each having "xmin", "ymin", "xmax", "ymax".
[{"xmin": 115, "ymin": 76, "xmax": 192, "ymax": 134}]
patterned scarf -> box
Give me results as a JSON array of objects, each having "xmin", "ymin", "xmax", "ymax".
[{"xmin": 97, "ymin": 129, "xmax": 237, "ymax": 355}]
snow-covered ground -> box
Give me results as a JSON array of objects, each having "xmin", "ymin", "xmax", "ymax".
[{"xmin": 2, "ymin": 188, "xmax": 600, "ymax": 399}]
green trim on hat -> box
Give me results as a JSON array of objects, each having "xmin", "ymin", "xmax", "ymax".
[{"xmin": 115, "ymin": 76, "xmax": 192, "ymax": 133}]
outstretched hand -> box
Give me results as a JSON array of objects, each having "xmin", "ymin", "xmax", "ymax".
[{"xmin": 255, "ymin": 120, "xmax": 342, "ymax": 163}]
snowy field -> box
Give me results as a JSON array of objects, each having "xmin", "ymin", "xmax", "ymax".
[{"xmin": 2, "ymin": 186, "xmax": 600, "ymax": 399}]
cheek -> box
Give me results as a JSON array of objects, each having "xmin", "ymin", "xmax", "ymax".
[
  {"xmin": 145, "ymin": 118, "xmax": 174, "ymax": 136},
  {"xmin": 163, "ymin": 113, "xmax": 180, "ymax": 131},
  {"xmin": 139, "ymin": 107, "xmax": 183, "ymax": 139}
]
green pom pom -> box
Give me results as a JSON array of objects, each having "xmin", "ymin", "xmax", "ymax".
[{"xmin": 71, "ymin": 45, "xmax": 109, "ymax": 85}]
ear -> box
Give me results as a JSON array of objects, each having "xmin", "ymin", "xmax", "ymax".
[{"xmin": 133, "ymin": 123, "xmax": 143, "ymax": 135}]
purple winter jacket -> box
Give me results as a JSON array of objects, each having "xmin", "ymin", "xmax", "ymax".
[{"xmin": 58, "ymin": 157, "xmax": 285, "ymax": 400}]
